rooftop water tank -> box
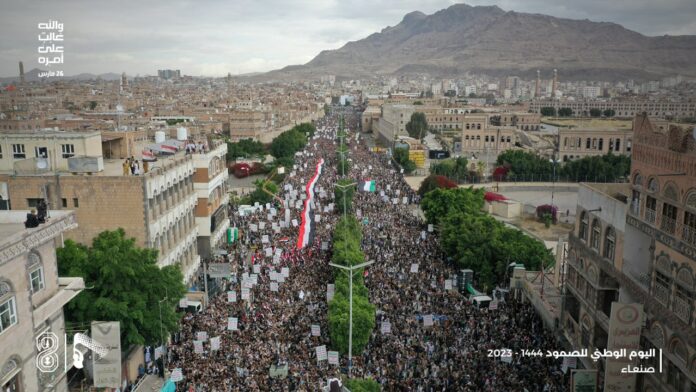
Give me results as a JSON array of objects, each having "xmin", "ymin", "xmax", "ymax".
[
  {"xmin": 177, "ymin": 127, "xmax": 188, "ymax": 141},
  {"xmin": 155, "ymin": 131, "xmax": 166, "ymax": 144}
]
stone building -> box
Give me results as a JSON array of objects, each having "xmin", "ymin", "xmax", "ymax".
[{"xmin": 0, "ymin": 211, "xmax": 84, "ymax": 392}]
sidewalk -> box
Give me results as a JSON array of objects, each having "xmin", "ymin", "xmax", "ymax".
[{"xmin": 133, "ymin": 374, "xmax": 165, "ymax": 392}]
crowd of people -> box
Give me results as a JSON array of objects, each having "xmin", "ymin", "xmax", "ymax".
[{"xmin": 166, "ymin": 107, "xmax": 568, "ymax": 391}]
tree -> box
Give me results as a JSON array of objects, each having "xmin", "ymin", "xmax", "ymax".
[
  {"xmin": 413, "ymin": 101, "xmax": 423, "ymax": 105},
  {"xmin": 335, "ymin": 179, "xmax": 356, "ymax": 214},
  {"xmin": 558, "ymin": 107, "xmax": 574, "ymax": 117},
  {"xmin": 89, "ymin": 101, "xmax": 98, "ymax": 110},
  {"xmin": 270, "ymin": 129, "xmax": 307, "ymax": 159},
  {"xmin": 57, "ymin": 229, "xmax": 186, "ymax": 347},
  {"xmin": 540, "ymin": 107, "xmax": 556, "ymax": 117},
  {"xmin": 227, "ymin": 138, "xmax": 266, "ymax": 162},
  {"xmin": 420, "ymin": 187, "xmax": 485, "ymax": 225},
  {"xmin": 241, "ymin": 179, "xmax": 278, "ymax": 205},
  {"xmin": 496, "ymin": 150, "xmax": 553, "ymax": 180},
  {"xmin": 328, "ymin": 292, "xmax": 375, "ymax": 355},
  {"xmin": 393, "ymin": 147, "xmax": 416, "ymax": 174},
  {"xmin": 468, "ymin": 92, "xmax": 477, "ymax": 98},
  {"xmin": 430, "ymin": 157, "xmax": 468, "ymax": 181},
  {"xmin": 417, "ymin": 175, "xmax": 457, "ymax": 197},
  {"xmin": 405, "ymin": 112, "xmax": 428, "ymax": 140},
  {"xmin": 560, "ymin": 153, "xmax": 630, "ymax": 182},
  {"xmin": 603, "ymin": 109, "xmax": 616, "ymax": 117},
  {"xmin": 589, "ymin": 108, "xmax": 602, "ymax": 117}
]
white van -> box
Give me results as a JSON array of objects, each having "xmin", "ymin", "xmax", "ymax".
[
  {"xmin": 186, "ymin": 300, "xmax": 203, "ymax": 314},
  {"xmin": 470, "ymin": 295, "xmax": 493, "ymax": 309}
]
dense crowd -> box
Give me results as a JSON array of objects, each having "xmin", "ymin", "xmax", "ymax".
[{"xmin": 166, "ymin": 107, "xmax": 568, "ymax": 391}]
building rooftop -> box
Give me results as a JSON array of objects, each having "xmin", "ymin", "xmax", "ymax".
[
  {"xmin": 582, "ymin": 182, "xmax": 631, "ymax": 203},
  {"xmin": 0, "ymin": 210, "xmax": 76, "ymax": 257}
]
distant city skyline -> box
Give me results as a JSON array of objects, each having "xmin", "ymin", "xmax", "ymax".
[{"xmin": 1, "ymin": 0, "xmax": 695, "ymax": 77}]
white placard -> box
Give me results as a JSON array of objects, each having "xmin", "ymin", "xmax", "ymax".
[
  {"xmin": 253, "ymin": 264, "xmax": 261, "ymax": 274},
  {"xmin": 311, "ymin": 324, "xmax": 321, "ymax": 336},
  {"xmin": 445, "ymin": 280, "xmax": 453, "ymax": 290},
  {"xmin": 170, "ymin": 368, "xmax": 183, "ymax": 382},
  {"xmin": 291, "ymin": 219, "xmax": 298, "ymax": 227},
  {"xmin": 193, "ymin": 340, "xmax": 203, "ymax": 354},
  {"xmin": 410, "ymin": 264, "xmax": 419, "ymax": 273},
  {"xmin": 328, "ymin": 351, "xmax": 339, "ymax": 366},
  {"xmin": 314, "ymin": 214, "xmax": 321, "ymax": 223},
  {"xmin": 381, "ymin": 321, "xmax": 391, "ymax": 334},
  {"xmin": 262, "ymin": 235, "xmax": 269, "ymax": 244},
  {"xmin": 197, "ymin": 331, "xmax": 208, "ymax": 341},
  {"xmin": 392, "ymin": 198, "xmax": 398, "ymax": 205},
  {"xmin": 259, "ymin": 222, "xmax": 266, "ymax": 230},
  {"xmin": 315, "ymin": 345, "xmax": 328, "ymax": 362},
  {"xmin": 428, "ymin": 224, "xmax": 434, "ymax": 232},
  {"xmin": 326, "ymin": 284, "xmax": 335, "ymax": 301},
  {"xmin": 271, "ymin": 282, "xmax": 279, "ymax": 292},
  {"xmin": 250, "ymin": 224, "xmax": 258, "ymax": 232},
  {"xmin": 227, "ymin": 291, "xmax": 236, "ymax": 303},
  {"xmin": 421, "ymin": 231, "xmax": 426, "ymax": 240},
  {"xmin": 423, "ymin": 314, "xmax": 434, "ymax": 327},
  {"xmin": 265, "ymin": 248, "xmax": 273, "ymax": 257},
  {"xmin": 403, "ymin": 197, "xmax": 408, "ymax": 204},
  {"xmin": 281, "ymin": 267, "xmax": 290, "ymax": 278},
  {"xmin": 210, "ymin": 336, "xmax": 220, "ymax": 351},
  {"xmin": 227, "ymin": 317, "xmax": 238, "ymax": 331},
  {"xmin": 241, "ymin": 288, "xmax": 250, "ymax": 300},
  {"xmin": 179, "ymin": 298, "xmax": 187, "ymax": 308}
]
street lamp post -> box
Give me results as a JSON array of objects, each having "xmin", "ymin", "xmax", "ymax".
[{"xmin": 328, "ymin": 260, "xmax": 375, "ymax": 378}]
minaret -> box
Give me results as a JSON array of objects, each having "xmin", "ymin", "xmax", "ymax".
[
  {"xmin": 120, "ymin": 72, "xmax": 128, "ymax": 93},
  {"xmin": 19, "ymin": 61, "xmax": 25, "ymax": 84},
  {"xmin": 551, "ymin": 69, "xmax": 558, "ymax": 98},
  {"xmin": 535, "ymin": 70, "xmax": 540, "ymax": 98}
]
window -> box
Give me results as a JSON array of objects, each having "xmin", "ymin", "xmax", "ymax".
[
  {"xmin": 35, "ymin": 146, "xmax": 48, "ymax": 158},
  {"xmin": 27, "ymin": 198, "xmax": 44, "ymax": 208},
  {"xmin": 0, "ymin": 144, "xmax": 2, "ymax": 159},
  {"xmin": 30, "ymin": 267, "xmax": 45, "ymax": 293},
  {"xmin": 604, "ymin": 227, "xmax": 616, "ymax": 261},
  {"xmin": 615, "ymin": 139, "xmax": 620, "ymax": 151},
  {"xmin": 586, "ymin": 138, "xmax": 591, "ymax": 149},
  {"xmin": 73, "ymin": 198, "xmax": 79, "ymax": 208},
  {"xmin": 61, "ymin": 144, "xmax": 75, "ymax": 158},
  {"xmin": 684, "ymin": 211, "xmax": 696, "ymax": 246},
  {"xmin": 661, "ymin": 202, "xmax": 678, "ymax": 234},
  {"xmin": 598, "ymin": 138, "xmax": 603, "ymax": 150},
  {"xmin": 61, "ymin": 198, "xmax": 67, "ymax": 208},
  {"xmin": 579, "ymin": 211, "xmax": 589, "ymax": 240},
  {"xmin": 668, "ymin": 362, "xmax": 684, "ymax": 390},
  {"xmin": 0, "ymin": 297, "xmax": 17, "ymax": 333},
  {"xmin": 12, "ymin": 144, "xmax": 25, "ymax": 159},
  {"xmin": 590, "ymin": 219, "xmax": 601, "ymax": 250},
  {"xmin": 646, "ymin": 196, "xmax": 657, "ymax": 224}
]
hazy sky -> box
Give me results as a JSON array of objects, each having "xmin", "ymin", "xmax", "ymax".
[{"xmin": 1, "ymin": 0, "xmax": 695, "ymax": 77}]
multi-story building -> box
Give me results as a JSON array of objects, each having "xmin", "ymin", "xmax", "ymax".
[
  {"xmin": 0, "ymin": 210, "xmax": 84, "ymax": 392},
  {"xmin": 157, "ymin": 69, "xmax": 181, "ymax": 80},
  {"xmin": 582, "ymin": 86, "xmax": 602, "ymax": 99},
  {"xmin": 626, "ymin": 114, "xmax": 696, "ymax": 391},
  {"xmin": 192, "ymin": 138, "xmax": 229, "ymax": 258},
  {"xmin": 530, "ymin": 99, "xmax": 696, "ymax": 120},
  {"xmin": 488, "ymin": 112, "xmax": 541, "ymax": 131},
  {"xmin": 561, "ymin": 114, "xmax": 696, "ymax": 391},
  {"xmin": 227, "ymin": 110, "xmax": 268, "ymax": 141},
  {"xmin": 0, "ymin": 129, "xmax": 202, "ymax": 285},
  {"xmin": 460, "ymin": 124, "xmax": 517, "ymax": 160},
  {"xmin": 558, "ymin": 128, "xmax": 633, "ymax": 162}
]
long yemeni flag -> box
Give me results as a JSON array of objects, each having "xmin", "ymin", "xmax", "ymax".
[
  {"xmin": 227, "ymin": 227, "xmax": 238, "ymax": 244},
  {"xmin": 359, "ymin": 180, "xmax": 376, "ymax": 192},
  {"xmin": 297, "ymin": 158, "xmax": 325, "ymax": 249}
]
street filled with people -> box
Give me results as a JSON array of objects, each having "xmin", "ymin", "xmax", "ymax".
[{"xmin": 167, "ymin": 108, "xmax": 568, "ymax": 391}]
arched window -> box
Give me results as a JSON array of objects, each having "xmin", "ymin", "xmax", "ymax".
[
  {"xmin": 648, "ymin": 178, "xmax": 659, "ymax": 193},
  {"xmin": 633, "ymin": 172, "xmax": 643, "ymax": 187},
  {"xmin": 0, "ymin": 280, "xmax": 18, "ymax": 333},
  {"xmin": 27, "ymin": 251, "xmax": 45, "ymax": 293},
  {"xmin": 604, "ymin": 227, "xmax": 616, "ymax": 261},
  {"xmin": 591, "ymin": 219, "xmax": 601, "ymax": 250},
  {"xmin": 579, "ymin": 211, "xmax": 589, "ymax": 240}
]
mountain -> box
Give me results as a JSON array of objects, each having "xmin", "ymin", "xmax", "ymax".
[
  {"xmin": 259, "ymin": 3, "xmax": 696, "ymax": 81},
  {"xmin": 0, "ymin": 69, "xmax": 122, "ymax": 84}
]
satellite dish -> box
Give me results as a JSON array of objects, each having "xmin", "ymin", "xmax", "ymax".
[{"xmin": 36, "ymin": 158, "xmax": 48, "ymax": 170}]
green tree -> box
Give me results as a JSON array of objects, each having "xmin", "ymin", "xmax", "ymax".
[
  {"xmin": 57, "ymin": 229, "xmax": 186, "ymax": 347},
  {"xmin": 496, "ymin": 150, "xmax": 553, "ymax": 180},
  {"xmin": 430, "ymin": 157, "xmax": 468, "ymax": 181},
  {"xmin": 405, "ymin": 112, "xmax": 428, "ymax": 140},
  {"xmin": 242, "ymin": 179, "xmax": 278, "ymax": 205},
  {"xmin": 558, "ymin": 107, "xmax": 574, "ymax": 117},
  {"xmin": 227, "ymin": 138, "xmax": 266, "ymax": 161},
  {"xmin": 335, "ymin": 179, "xmax": 356, "ymax": 214},
  {"xmin": 560, "ymin": 153, "xmax": 630, "ymax": 182},
  {"xmin": 328, "ymin": 292, "xmax": 375, "ymax": 355},
  {"xmin": 270, "ymin": 129, "xmax": 307, "ymax": 159},
  {"xmin": 540, "ymin": 107, "xmax": 556, "ymax": 117},
  {"xmin": 603, "ymin": 109, "xmax": 616, "ymax": 117},
  {"xmin": 413, "ymin": 101, "xmax": 423, "ymax": 105},
  {"xmin": 589, "ymin": 108, "xmax": 602, "ymax": 117},
  {"xmin": 89, "ymin": 101, "xmax": 98, "ymax": 110},
  {"xmin": 420, "ymin": 187, "xmax": 485, "ymax": 225},
  {"xmin": 417, "ymin": 175, "xmax": 457, "ymax": 197},
  {"xmin": 393, "ymin": 147, "xmax": 416, "ymax": 174}
]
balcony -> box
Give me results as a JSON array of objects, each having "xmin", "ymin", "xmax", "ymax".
[
  {"xmin": 680, "ymin": 224, "xmax": 696, "ymax": 247},
  {"xmin": 654, "ymin": 284, "xmax": 670, "ymax": 306},
  {"xmin": 33, "ymin": 277, "xmax": 85, "ymax": 326},
  {"xmin": 660, "ymin": 215, "xmax": 677, "ymax": 235},
  {"xmin": 672, "ymin": 296, "xmax": 692, "ymax": 324},
  {"xmin": 645, "ymin": 208, "xmax": 656, "ymax": 224}
]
